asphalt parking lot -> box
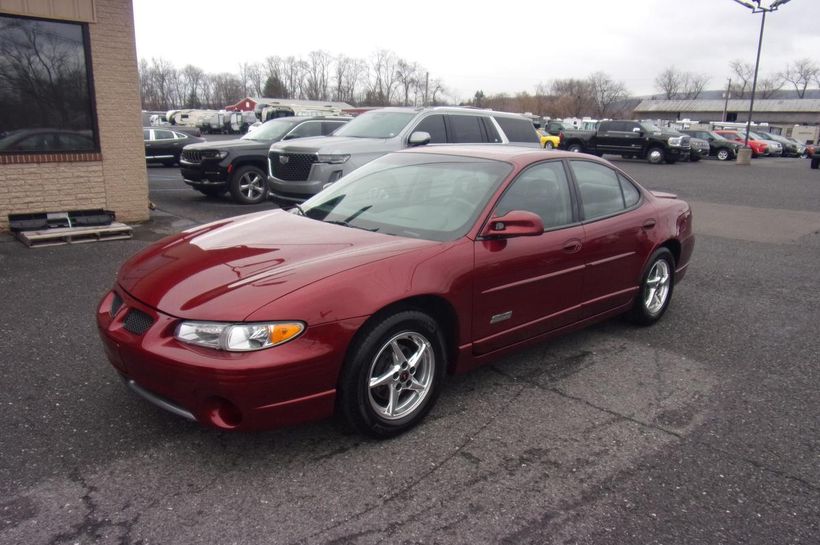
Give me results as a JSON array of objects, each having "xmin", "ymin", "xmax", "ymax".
[{"xmin": 1, "ymin": 154, "xmax": 818, "ymax": 544}]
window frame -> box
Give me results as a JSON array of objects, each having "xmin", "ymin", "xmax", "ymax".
[
  {"xmin": 565, "ymin": 159, "xmax": 644, "ymax": 223},
  {"xmin": 0, "ymin": 12, "xmax": 100, "ymax": 155}
]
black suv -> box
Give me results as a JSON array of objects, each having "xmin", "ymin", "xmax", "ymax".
[
  {"xmin": 180, "ymin": 116, "xmax": 349, "ymax": 204},
  {"xmin": 680, "ymin": 129, "xmax": 742, "ymax": 161}
]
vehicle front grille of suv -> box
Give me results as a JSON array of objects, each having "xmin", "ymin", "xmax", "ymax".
[
  {"xmin": 181, "ymin": 149, "xmax": 202, "ymax": 163},
  {"xmin": 269, "ymin": 152, "xmax": 317, "ymax": 182}
]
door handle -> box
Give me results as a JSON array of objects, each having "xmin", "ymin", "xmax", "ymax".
[
  {"xmin": 642, "ymin": 219, "xmax": 657, "ymax": 230},
  {"xmin": 562, "ymin": 240, "xmax": 582, "ymax": 253}
]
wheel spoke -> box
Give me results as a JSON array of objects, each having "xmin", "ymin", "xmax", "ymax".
[
  {"xmin": 390, "ymin": 341, "xmax": 407, "ymax": 365},
  {"xmin": 369, "ymin": 366, "xmax": 397, "ymax": 389},
  {"xmin": 406, "ymin": 377, "xmax": 425, "ymax": 393},
  {"xmin": 383, "ymin": 384, "xmax": 399, "ymax": 417},
  {"xmin": 406, "ymin": 340, "xmax": 428, "ymax": 368}
]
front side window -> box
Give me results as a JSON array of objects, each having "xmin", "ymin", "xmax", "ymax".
[
  {"xmin": 241, "ymin": 118, "xmax": 297, "ymax": 141},
  {"xmin": 571, "ymin": 160, "xmax": 627, "ymax": 220},
  {"xmin": 287, "ymin": 121, "xmax": 323, "ymax": 139},
  {"xmin": 495, "ymin": 161, "xmax": 573, "ymax": 229},
  {"xmin": 412, "ymin": 115, "xmax": 446, "ymax": 143},
  {"xmin": 301, "ymin": 153, "xmax": 512, "ymax": 241},
  {"xmin": 0, "ymin": 14, "xmax": 98, "ymax": 153}
]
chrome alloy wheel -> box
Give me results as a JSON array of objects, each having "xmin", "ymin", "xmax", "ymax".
[
  {"xmin": 648, "ymin": 148, "xmax": 664, "ymax": 164},
  {"xmin": 367, "ymin": 331, "xmax": 434, "ymax": 420},
  {"xmin": 239, "ymin": 171, "xmax": 265, "ymax": 199},
  {"xmin": 644, "ymin": 259, "xmax": 671, "ymax": 315}
]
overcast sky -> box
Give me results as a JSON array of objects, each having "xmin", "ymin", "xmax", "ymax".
[{"xmin": 132, "ymin": 0, "xmax": 820, "ymax": 101}]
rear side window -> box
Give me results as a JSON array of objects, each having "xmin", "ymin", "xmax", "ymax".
[
  {"xmin": 448, "ymin": 115, "xmax": 484, "ymax": 143},
  {"xmin": 154, "ymin": 129, "xmax": 174, "ymax": 140},
  {"xmin": 570, "ymin": 160, "xmax": 627, "ymax": 220},
  {"xmin": 494, "ymin": 116, "xmax": 539, "ymax": 143},
  {"xmin": 482, "ymin": 118, "xmax": 502, "ymax": 143},
  {"xmin": 413, "ymin": 114, "xmax": 447, "ymax": 143},
  {"xmin": 143, "ymin": 129, "xmax": 150, "ymax": 139},
  {"xmin": 619, "ymin": 175, "xmax": 641, "ymax": 207}
]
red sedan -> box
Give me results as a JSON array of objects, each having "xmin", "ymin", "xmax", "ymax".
[{"xmin": 97, "ymin": 146, "xmax": 694, "ymax": 437}]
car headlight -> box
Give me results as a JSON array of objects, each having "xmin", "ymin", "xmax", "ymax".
[
  {"xmin": 316, "ymin": 153, "xmax": 350, "ymax": 164},
  {"xmin": 667, "ymin": 136, "xmax": 684, "ymax": 147},
  {"xmin": 202, "ymin": 150, "xmax": 228, "ymax": 160},
  {"xmin": 175, "ymin": 321, "xmax": 305, "ymax": 352}
]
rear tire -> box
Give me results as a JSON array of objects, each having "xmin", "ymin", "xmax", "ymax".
[
  {"xmin": 544, "ymin": 141, "xmax": 554, "ymax": 150},
  {"xmin": 229, "ymin": 165, "xmax": 268, "ymax": 204},
  {"xmin": 338, "ymin": 310, "xmax": 446, "ymax": 438},
  {"xmin": 811, "ymin": 157, "xmax": 819, "ymax": 169},
  {"xmin": 567, "ymin": 143, "xmax": 584, "ymax": 153},
  {"xmin": 716, "ymin": 148, "xmax": 731, "ymax": 161},
  {"xmin": 628, "ymin": 248, "xmax": 675, "ymax": 326}
]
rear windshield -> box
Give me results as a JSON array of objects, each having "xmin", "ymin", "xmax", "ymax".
[{"xmin": 333, "ymin": 111, "xmax": 415, "ymax": 139}]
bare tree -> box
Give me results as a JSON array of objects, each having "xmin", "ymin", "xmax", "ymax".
[
  {"xmin": 550, "ymin": 78, "xmax": 594, "ymax": 117},
  {"xmin": 395, "ymin": 59, "xmax": 419, "ymax": 106},
  {"xmin": 281, "ymin": 56, "xmax": 305, "ymax": 99},
  {"xmin": 756, "ymin": 74, "xmax": 784, "ymax": 99},
  {"xmin": 681, "ymin": 73, "xmax": 709, "ymax": 99},
  {"xmin": 781, "ymin": 58, "xmax": 819, "ymax": 98},
  {"xmin": 303, "ymin": 50, "xmax": 332, "ymax": 101},
  {"xmin": 729, "ymin": 60, "xmax": 753, "ymax": 98},
  {"xmin": 588, "ymin": 71, "xmax": 628, "ymax": 118},
  {"xmin": 237, "ymin": 62, "xmax": 251, "ymax": 97},
  {"xmin": 180, "ymin": 64, "xmax": 205, "ymax": 107},
  {"xmin": 367, "ymin": 49, "xmax": 400, "ymax": 105},
  {"xmin": 655, "ymin": 67, "xmax": 682, "ymax": 100},
  {"xmin": 246, "ymin": 62, "xmax": 264, "ymax": 97}
]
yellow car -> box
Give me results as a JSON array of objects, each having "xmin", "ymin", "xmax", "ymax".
[{"xmin": 536, "ymin": 129, "xmax": 560, "ymax": 150}]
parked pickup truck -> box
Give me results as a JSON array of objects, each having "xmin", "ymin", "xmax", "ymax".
[{"xmin": 560, "ymin": 120, "xmax": 691, "ymax": 164}]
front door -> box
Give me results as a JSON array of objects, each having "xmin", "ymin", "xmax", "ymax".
[{"xmin": 473, "ymin": 160, "xmax": 585, "ymax": 355}]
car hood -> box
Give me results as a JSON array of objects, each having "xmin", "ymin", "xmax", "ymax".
[
  {"xmin": 118, "ymin": 210, "xmax": 434, "ymax": 321},
  {"xmin": 184, "ymin": 138, "xmax": 271, "ymax": 151},
  {"xmin": 270, "ymin": 135, "xmax": 396, "ymax": 155}
]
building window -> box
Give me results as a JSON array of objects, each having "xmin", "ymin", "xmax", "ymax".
[{"xmin": 0, "ymin": 14, "xmax": 98, "ymax": 154}]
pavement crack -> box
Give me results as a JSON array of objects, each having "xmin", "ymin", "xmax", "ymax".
[{"xmin": 293, "ymin": 380, "xmax": 528, "ymax": 544}]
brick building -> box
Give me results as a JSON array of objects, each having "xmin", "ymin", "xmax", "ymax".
[{"xmin": 0, "ymin": 0, "xmax": 148, "ymax": 231}]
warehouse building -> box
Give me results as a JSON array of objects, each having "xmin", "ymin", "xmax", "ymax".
[
  {"xmin": 0, "ymin": 0, "xmax": 147, "ymax": 231},
  {"xmin": 633, "ymin": 99, "xmax": 820, "ymax": 128}
]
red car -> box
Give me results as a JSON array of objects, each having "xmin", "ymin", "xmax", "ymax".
[
  {"xmin": 97, "ymin": 147, "xmax": 694, "ymax": 437},
  {"xmin": 714, "ymin": 130, "xmax": 769, "ymax": 158}
]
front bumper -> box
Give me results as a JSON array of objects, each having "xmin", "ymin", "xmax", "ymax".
[
  {"xmin": 180, "ymin": 159, "xmax": 229, "ymax": 188},
  {"xmin": 268, "ymin": 162, "xmax": 346, "ymax": 202},
  {"xmin": 96, "ymin": 287, "xmax": 363, "ymax": 430}
]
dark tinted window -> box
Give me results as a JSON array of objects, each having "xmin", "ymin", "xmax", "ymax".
[
  {"xmin": 448, "ymin": 115, "xmax": 484, "ymax": 143},
  {"xmin": 322, "ymin": 121, "xmax": 347, "ymax": 135},
  {"xmin": 600, "ymin": 121, "xmax": 623, "ymax": 132},
  {"xmin": 494, "ymin": 116, "xmax": 539, "ymax": 143},
  {"xmin": 143, "ymin": 129, "xmax": 151, "ymax": 140},
  {"xmin": 413, "ymin": 115, "xmax": 447, "ymax": 143},
  {"xmin": 619, "ymin": 175, "xmax": 641, "ymax": 207},
  {"xmin": 0, "ymin": 14, "xmax": 97, "ymax": 153},
  {"xmin": 154, "ymin": 129, "xmax": 175, "ymax": 140},
  {"xmin": 482, "ymin": 118, "xmax": 501, "ymax": 143},
  {"xmin": 496, "ymin": 161, "xmax": 573, "ymax": 229},
  {"xmin": 571, "ymin": 160, "xmax": 626, "ymax": 220}
]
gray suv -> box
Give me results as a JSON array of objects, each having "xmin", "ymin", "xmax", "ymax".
[{"xmin": 267, "ymin": 106, "xmax": 540, "ymax": 202}]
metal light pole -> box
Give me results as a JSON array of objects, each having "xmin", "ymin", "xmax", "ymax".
[{"xmin": 731, "ymin": 0, "xmax": 792, "ymax": 162}]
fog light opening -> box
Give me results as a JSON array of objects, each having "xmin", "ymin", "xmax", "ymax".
[{"xmin": 204, "ymin": 397, "xmax": 243, "ymax": 429}]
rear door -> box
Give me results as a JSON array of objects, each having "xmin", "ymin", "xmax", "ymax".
[
  {"xmin": 568, "ymin": 159, "xmax": 655, "ymax": 318},
  {"xmin": 446, "ymin": 114, "xmax": 487, "ymax": 143},
  {"xmin": 473, "ymin": 160, "xmax": 585, "ymax": 354}
]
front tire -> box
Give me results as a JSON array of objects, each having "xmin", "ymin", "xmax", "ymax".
[
  {"xmin": 716, "ymin": 148, "xmax": 731, "ymax": 161},
  {"xmin": 567, "ymin": 143, "xmax": 584, "ymax": 153},
  {"xmin": 338, "ymin": 310, "xmax": 446, "ymax": 438},
  {"xmin": 628, "ymin": 248, "xmax": 675, "ymax": 326},
  {"xmin": 647, "ymin": 147, "xmax": 665, "ymax": 164},
  {"xmin": 544, "ymin": 141, "xmax": 554, "ymax": 150},
  {"xmin": 229, "ymin": 165, "xmax": 268, "ymax": 204}
]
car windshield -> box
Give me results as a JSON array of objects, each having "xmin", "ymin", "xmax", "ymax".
[
  {"xmin": 300, "ymin": 153, "xmax": 512, "ymax": 242},
  {"xmin": 332, "ymin": 111, "xmax": 415, "ymax": 139},
  {"xmin": 241, "ymin": 118, "xmax": 296, "ymax": 141},
  {"xmin": 640, "ymin": 122, "xmax": 662, "ymax": 133}
]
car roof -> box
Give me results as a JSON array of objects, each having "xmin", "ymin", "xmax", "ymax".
[
  {"xmin": 399, "ymin": 144, "xmax": 599, "ymax": 165},
  {"xmin": 371, "ymin": 106, "xmax": 531, "ymax": 119}
]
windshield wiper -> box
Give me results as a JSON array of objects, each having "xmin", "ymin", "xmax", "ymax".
[
  {"xmin": 287, "ymin": 203, "xmax": 306, "ymax": 215},
  {"xmin": 325, "ymin": 220, "xmax": 379, "ymax": 232}
]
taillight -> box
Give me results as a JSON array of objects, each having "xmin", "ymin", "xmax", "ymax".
[{"xmin": 558, "ymin": 131, "xmax": 564, "ymax": 140}]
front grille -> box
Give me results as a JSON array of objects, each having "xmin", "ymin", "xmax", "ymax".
[
  {"xmin": 182, "ymin": 149, "xmax": 202, "ymax": 163},
  {"xmin": 110, "ymin": 293, "xmax": 123, "ymax": 317},
  {"xmin": 270, "ymin": 152, "xmax": 317, "ymax": 181},
  {"xmin": 123, "ymin": 309, "xmax": 154, "ymax": 335}
]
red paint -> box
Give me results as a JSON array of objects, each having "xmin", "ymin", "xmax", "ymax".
[
  {"xmin": 97, "ymin": 147, "xmax": 694, "ymax": 431},
  {"xmin": 715, "ymin": 130, "xmax": 769, "ymax": 156}
]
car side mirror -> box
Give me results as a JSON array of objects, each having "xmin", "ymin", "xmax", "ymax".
[
  {"xmin": 408, "ymin": 131, "xmax": 431, "ymax": 147},
  {"xmin": 481, "ymin": 210, "xmax": 544, "ymax": 238},
  {"xmin": 282, "ymin": 133, "xmax": 299, "ymax": 140},
  {"xmin": 632, "ymin": 127, "xmax": 641, "ymax": 133}
]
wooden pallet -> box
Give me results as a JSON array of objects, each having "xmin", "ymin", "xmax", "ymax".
[{"xmin": 15, "ymin": 222, "xmax": 132, "ymax": 248}]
